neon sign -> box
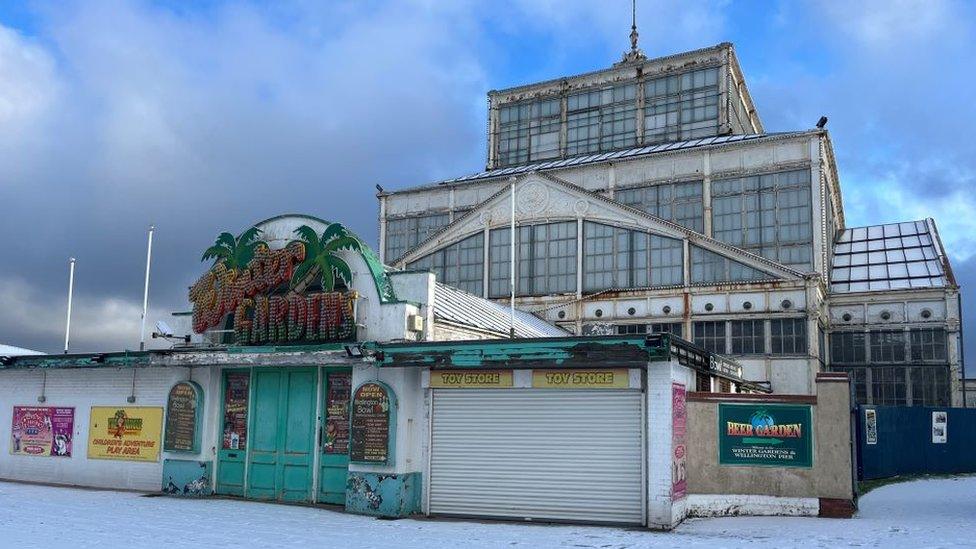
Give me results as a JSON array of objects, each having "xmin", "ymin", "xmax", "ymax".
[{"xmin": 190, "ymin": 224, "xmax": 360, "ymax": 345}]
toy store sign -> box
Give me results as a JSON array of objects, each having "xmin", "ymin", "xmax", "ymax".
[
  {"xmin": 718, "ymin": 403, "xmax": 813, "ymax": 468},
  {"xmin": 190, "ymin": 242, "xmax": 355, "ymax": 345}
]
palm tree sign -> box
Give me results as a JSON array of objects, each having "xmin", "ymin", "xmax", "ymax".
[
  {"xmin": 291, "ymin": 223, "xmax": 361, "ymax": 291},
  {"xmin": 201, "ymin": 227, "xmax": 265, "ymax": 270}
]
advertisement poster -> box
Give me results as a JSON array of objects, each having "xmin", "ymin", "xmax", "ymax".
[
  {"xmin": 324, "ymin": 372, "xmax": 351, "ymax": 454},
  {"xmin": 718, "ymin": 403, "xmax": 813, "ymax": 468},
  {"xmin": 932, "ymin": 411, "xmax": 948, "ymax": 444},
  {"xmin": 671, "ymin": 383, "xmax": 687, "ymax": 500},
  {"xmin": 865, "ymin": 408, "xmax": 878, "ymax": 445},
  {"xmin": 88, "ymin": 407, "xmax": 163, "ymax": 462},
  {"xmin": 350, "ymin": 382, "xmax": 392, "ymax": 464},
  {"xmin": 10, "ymin": 407, "xmax": 74, "ymax": 457},
  {"xmin": 164, "ymin": 382, "xmax": 203, "ymax": 453},
  {"xmin": 222, "ymin": 372, "xmax": 249, "ymax": 450}
]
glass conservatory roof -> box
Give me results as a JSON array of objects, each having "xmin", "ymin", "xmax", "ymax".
[{"xmin": 831, "ymin": 220, "xmax": 949, "ymax": 293}]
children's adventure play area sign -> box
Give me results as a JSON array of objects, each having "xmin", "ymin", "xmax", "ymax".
[
  {"xmin": 88, "ymin": 407, "xmax": 163, "ymax": 462},
  {"xmin": 718, "ymin": 403, "xmax": 813, "ymax": 468},
  {"xmin": 10, "ymin": 406, "xmax": 75, "ymax": 457}
]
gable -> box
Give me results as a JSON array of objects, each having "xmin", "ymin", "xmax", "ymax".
[{"xmin": 397, "ymin": 171, "xmax": 803, "ymax": 283}]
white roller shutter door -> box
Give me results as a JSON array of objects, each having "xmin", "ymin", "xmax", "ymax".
[{"xmin": 429, "ymin": 389, "xmax": 644, "ymax": 525}]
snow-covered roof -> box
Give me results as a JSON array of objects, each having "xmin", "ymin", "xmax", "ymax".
[
  {"xmin": 0, "ymin": 344, "xmax": 44, "ymax": 356},
  {"xmin": 433, "ymin": 282, "xmax": 568, "ymax": 338},
  {"xmin": 831, "ymin": 219, "xmax": 952, "ymax": 293}
]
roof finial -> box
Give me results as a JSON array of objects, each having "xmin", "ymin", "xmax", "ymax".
[
  {"xmin": 630, "ymin": 0, "xmax": 639, "ymax": 53},
  {"xmin": 616, "ymin": 0, "xmax": 646, "ymax": 65}
]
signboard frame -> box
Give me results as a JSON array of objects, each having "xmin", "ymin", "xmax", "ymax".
[
  {"xmin": 349, "ymin": 381, "xmax": 397, "ymax": 465},
  {"xmin": 88, "ymin": 406, "xmax": 164, "ymax": 462},
  {"xmin": 718, "ymin": 403, "xmax": 814, "ymax": 468},
  {"xmin": 10, "ymin": 406, "xmax": 75, "ymax": 458},
  {"xmin": 164, "ymin": 381, "xmax": 204, "ymax": 453}
]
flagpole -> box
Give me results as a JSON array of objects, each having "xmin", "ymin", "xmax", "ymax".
[
  {"xmin": 139, "ymin": 225, "xmax": 154, "ymax": 351},
  {"xmin": 64, "ymin": 258, "xmax": 75, "ymax": 354}
]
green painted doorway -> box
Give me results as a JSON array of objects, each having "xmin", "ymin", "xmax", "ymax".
[
  {"xmin": 216, "ymin": 369, "xmax": 251, "ymax": 497},
  {"xmin": 246, "ymin": 367, "xmax": 317, "ymax": 503},
  {"xmin": 318, "ymin": 368, "xmax": 352, "ymax": 504}
]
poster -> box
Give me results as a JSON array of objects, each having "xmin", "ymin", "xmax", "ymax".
[
  {"xmin": 324, "ymin": 372, "xmax": 351, "ymax": 454},
  {"xmin": 718, "ymin": 403, "xmax": 813, "ymax": 468},
  {"xmin": 350, "ymin": 382, "xmax": 392, "ymax": 464},
  {"xmin": 164, "ymin": 382, "xmax": 202, "ymax": 453},
  {"xmin": 222, "ymin": 372, "xmax": 249, "ymax": 450},
  {"xmin": 865, "ymin": 408, "xmax": 878, "ymax": 445},
  {"xmin": 671, "ymin": 383, "xmax": 687, "ymax": 500},
  {"xmin": 88, "ymin": 407, "xmax": 163, "ymax": 462},
  {"xmin": 10, "ymin": 406, "xmax": 74, "ymax": 457},
  {"xmin": 932, "ymin": 411, "xmax": 948, "ymax": 444}
]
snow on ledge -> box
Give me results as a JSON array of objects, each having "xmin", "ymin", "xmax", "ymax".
[{"xmin": 686, "ymin": 494, "xmax": 819, "ymax": 518}]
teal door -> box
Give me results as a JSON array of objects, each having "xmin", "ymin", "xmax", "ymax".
[
  {"xmin": 216, "ymin": 369, "xmax": 250, "ymax": 496},
  {"xmin": 246, "ymin": 368, "xmax": 317, "ymax": 503},
  {"xmin": 318, "ymin": 369, "xmax": 352, "ymax": 504}
]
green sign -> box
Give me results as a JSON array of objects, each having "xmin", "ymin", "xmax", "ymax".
[{"xmin": 718, "ymin": 403, "xmax": 813, "ymax": 468}]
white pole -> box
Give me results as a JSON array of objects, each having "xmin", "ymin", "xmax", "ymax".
[
  {"xmin": 64, "ymin": 258, "xmax": 75, "ymax": 354},
  {"xmin": 139, "ymin": 225, "xmax": 154, "ymax": 351},
  {"xmin": 509, "ymin": 178, "xmax": 516, "ymax": 338}
]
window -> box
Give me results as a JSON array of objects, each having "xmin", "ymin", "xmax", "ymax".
[
  {"xmin": 582, "ymin": 222, "xmax": 683, "ymax": 291},
  {"xmin": 730, "ymin": 320, "xmax": 765, "ymax": 354},
  {"xmin": 496, "ymin": 98, "xmax": 561, "ymax": 167},
  {"xmin": 690, "ymin": 246, "xmax": 773, "ymax": 284},
  {"xmin": 407, "ymin": 233, "xmax": 484, "ymax": 295},
  {"xmin": 871, "ymin": 366, "xmax": 907, "ymax": 405},
  {"xmin": 694, "ymin": 321, "xmax": 726, "ymax": 354},
  {"xmin": 770, "ymin": 318, "xmax": 807, "ymax": 354},
  {"xmin": 644, "ymin": 67, "xmax": 720, "ymax": 144},
  {"xmin": 870, "ymin": 331, "xmax": 906, "ymax": 363},
  {"xmin": 711, "ymin": 169, "xmax": 813, "ymax": 269},
  {"xmin": 567, "ymin": 83, "xmax": 637, "ymax": 156},
  {"xmin": 835, "ymin": 367, "xmax": 869, "ymax": 405},
  {"xmin": 518, "ymin": 222, "xmax": 577, "ymax": 295},
  {"xmin": 614, "ymin": 181, "xmax": 704, "ymax": 232},
  {"xmin": 488, "ymin": 228, "xmax": 511, "ymax": 298},
  {"xmin": 910, "ymin": 329, "xmax": 947, "ymax": 361},
  {"xmin": 909, "ymin": 366, "xmax": 950, "ymax": 407},
  {"xmin": 385, "ymin": 213, "xmax": 450, "ymax": 261},
  {"xmin": 650, "ymin": 322, "xmax": 683, "ymax": 338},
  {"xmin": 830, "ymin": 332, "xmax": 866, "ymax": 364},
  {"xmin": 616, "ymin": 324, "xmax": 647, "ymax": 335}
]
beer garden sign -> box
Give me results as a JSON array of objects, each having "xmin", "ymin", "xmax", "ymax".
[{"xmin": 190, "ymin": 221, "xmax": 396, "ymax": 346}]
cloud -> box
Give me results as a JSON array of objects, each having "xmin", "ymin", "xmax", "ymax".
[
  {"xmin": 0, "ymin": 276, "xmax": 170, "ymax": 353},
  {"xmin": 0, "ymin": 0, "xmax": 492, "ymax": 351}
]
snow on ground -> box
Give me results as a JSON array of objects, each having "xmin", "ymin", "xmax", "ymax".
[{"xmin": 0, "ymin": 477, "xmax": 973, "ymax": 548}]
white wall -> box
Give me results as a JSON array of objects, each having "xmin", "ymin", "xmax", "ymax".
[{"xmin": 0, "ymin": 366, "xmax": 216, "ymax": 492}]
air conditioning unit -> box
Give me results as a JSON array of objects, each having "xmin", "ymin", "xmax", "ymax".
[{"xmin": 407, "ymin": 314, "xmax": 425, "ymax": 332}]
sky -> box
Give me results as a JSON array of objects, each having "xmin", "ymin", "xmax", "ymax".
[{"xmin": 0, "ymin": 0, "xmax": 974, "ymax": 365}]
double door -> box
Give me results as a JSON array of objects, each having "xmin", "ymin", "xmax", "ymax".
[{"xmin": 215, "ymin": 367, "xmax": 352, "ymax": 504}]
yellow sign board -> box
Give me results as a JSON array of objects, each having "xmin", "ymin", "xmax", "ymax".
[
  {"xmin": 532, "ymin": 369, "xmax": 630, "ymax": 389},
  {"xmin": 430, "ymin": 370, "xmax": 513, "ymax": 388},
  {"xmin": 87, "ymin": 406, "xmax": 163, "ymax": 462}
]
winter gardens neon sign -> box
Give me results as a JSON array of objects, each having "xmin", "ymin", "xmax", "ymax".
[{"xmin": 189, "ymin": 224, "xmax": 362, "ymax": 345}]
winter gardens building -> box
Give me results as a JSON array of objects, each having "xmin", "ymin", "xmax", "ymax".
[{"xmin": 379, "ymin": 42, "xmax": 965, "ymax": 407}]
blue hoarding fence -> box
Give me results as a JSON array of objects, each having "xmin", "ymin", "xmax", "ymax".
[{"xmin": 855, "ymin": 405, "xmax": 976, "ymax": 481}]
